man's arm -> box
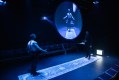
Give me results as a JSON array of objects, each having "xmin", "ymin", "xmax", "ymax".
[{"xmin": 34, "ymin": 43, "xmax": 47, "ymax": 52}]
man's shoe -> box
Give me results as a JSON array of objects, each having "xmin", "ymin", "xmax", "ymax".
[{"xmin": 31, "ymin": 72, "xmax": 40, "ymax": 76}]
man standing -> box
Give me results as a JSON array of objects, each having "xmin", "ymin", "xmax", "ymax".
[
  {"xmin": 27, "ymin": 33, "xmax": 47, "ymax": 76},
  {"xmin": 84, "ymin": 31, "xmax": 92, "ymax": 60}
]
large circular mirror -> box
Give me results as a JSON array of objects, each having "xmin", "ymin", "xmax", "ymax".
[{"xmin": 55, "ymin": 1, "xmax": 83, "ymax": 40}]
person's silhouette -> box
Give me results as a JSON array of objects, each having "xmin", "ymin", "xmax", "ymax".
[
  {"xmin": 84, "ymin": 31, "xmax": 92, "ymax": 60},
  {"xmin": 27, "ymin": 33, "xmax": 47, "ymax": 76},
  {"xmin": 63, "ymin": 9, "xmax": 75, "ymax": 32}
]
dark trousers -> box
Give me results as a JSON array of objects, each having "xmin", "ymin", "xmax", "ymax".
[
  {"xmin": 85, "ymin": 46, "xmax": 91, "ymax": 59},
  {"xmin": 30, "ymin": 52, "xmax": 39, "ymax": 74}
]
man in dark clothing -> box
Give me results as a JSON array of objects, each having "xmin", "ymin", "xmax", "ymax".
[
  {"xmin": 27, "ymin": 33, "xmax": 47, "ymax": 76},
  {"xmin": 84, "ymin": 31, "xmax": 92, "ymax": 60}
]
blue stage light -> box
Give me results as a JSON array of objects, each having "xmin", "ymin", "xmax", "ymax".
[
  {"xmin": 93, "ymin": 0, "xmax": 99, "ymax": 5},
  {"xmin": 0, "ymin": 0, "xmax": 6, "ymax": 6},
  {"xmin": 42, "ymin": 16, "xmax": 47, "ymax": 20}
]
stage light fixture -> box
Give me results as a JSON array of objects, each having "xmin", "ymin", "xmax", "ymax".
[
  {"xmin": 0, "ymin": 0, "xmax": 6, "ymax": 6},
  {"xmin": 96, "ymin": 49, "xmax": 103, "ymax": 56},
  {"xmin": 93, "ymin": 0, "xmax": 99, "ymax": 5},
  {"xmin": 42, "ymin": 16, "xmax": 48, "ymax": 20}
]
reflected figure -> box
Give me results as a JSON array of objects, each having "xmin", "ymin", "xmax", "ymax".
[
  {"xmin": 55, "ymin": 1, "xmax": 82, "ymax": 40},
  {"xmin": 63, "ymin": 9, "xmax": 75, "ymax": 32},
  {"xmin": 63, "ymin": 9, "xmax": 76, "ymax": 39}
]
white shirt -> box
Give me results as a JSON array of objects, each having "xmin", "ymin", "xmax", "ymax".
[{"xmin": 27, "ymin": 40, "xmax": 44, "ymax": 52}]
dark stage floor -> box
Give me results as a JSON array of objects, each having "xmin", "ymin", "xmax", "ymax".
[{"xmin": 0, "ymin": 51, "xmax": 119, "ymax": 80}]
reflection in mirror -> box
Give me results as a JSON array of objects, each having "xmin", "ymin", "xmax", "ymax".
[{"xmin": 55, "ymin": 1, "xmax": 83, "ymax": 40}]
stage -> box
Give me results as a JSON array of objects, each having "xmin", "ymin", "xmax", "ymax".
[{"xmin": 0, "ymin": 51, "xmax": 119, "ymax": 80}]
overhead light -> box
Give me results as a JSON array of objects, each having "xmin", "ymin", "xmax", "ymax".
[
  {"xmin": 93, "ymin": 0, "xmax": 99, "ymax": 5},
  {"xmin": 42, "ymin": 16, "xmax": 48, "ymax": 20},
  {"xmin": 0, "ymin": 0, "xmax": 6, "ymax": 6}
]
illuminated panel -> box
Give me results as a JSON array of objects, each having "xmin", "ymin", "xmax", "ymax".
[{"xmin": 97, "ymin": 49, "xmax": 103, "ymax": 55}]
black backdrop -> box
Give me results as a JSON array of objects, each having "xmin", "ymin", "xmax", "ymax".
[{"xmin": 0, "ymin": 0, "xmax": 118, "ymax": 55}]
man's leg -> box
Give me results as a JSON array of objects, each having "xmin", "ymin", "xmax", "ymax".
[
  {"xmin": 85, "ymin": 46, "xmax": 88, "ymax": 58},
  {"xmin": 31, "ymin": 55, "xmax": 37, "ymax": 74},
  {"xmin": 31, "ymin": 53, "xmax": 39, "ymax": 76},
  {"xmin": 88, "ymin": 48, "xmax": 91, "ymax": 60}
]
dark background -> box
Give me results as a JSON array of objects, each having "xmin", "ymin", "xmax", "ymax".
[{"xmin": 0, "ymin": 0, "xmax": 118, "ymax": 55}]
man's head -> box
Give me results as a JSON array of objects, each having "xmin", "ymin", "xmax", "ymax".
[
  {"xmin": 86, "ymin": 31, "xmax": 89, "ymax": 35},
  {"xmin": 30, "ymin": 33, "xmax": 36, "ymax": 40},
  {"xmin": 68, "ymin": 9, "xmax": 70, "ymax": 12}
]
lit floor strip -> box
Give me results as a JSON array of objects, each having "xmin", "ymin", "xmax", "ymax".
[
  {"xmin": 65, "ymin": 29, "xmax": 77, "ymax": 39},
  {"xmin": 18, "ymin": 56, "xmax": 100, "ymax": 80}
]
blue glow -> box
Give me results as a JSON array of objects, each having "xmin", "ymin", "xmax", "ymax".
[
  {"xmin": 55, "ymin": 1, "xmax": 82, "ymax": 40},
  {"xmin": 93, "ymin": 1, "xmax": 99, "ymax": 4},
  {"xmin": 42, "ymin": 16, "xmax": 47, "ymax": 20},
  {"xmin": 95, "ymin": 56, "xmax": 103, "ymax": 70},
  {"xmin": 0, "ymin": 0, "xmax": 6, "ymax": 6},
  {"xmin": 0, "ymin": 0, "xmax": 3, "ymax": 2},
  {"xmin": 18, "ymin": 56, "xmax": 100, "ymax": 80},
  {"xmin": 97, "ymin": 49, "xmax": 103, "ymax": 55},
  {"xmin": 73, "ymin": 3, "xmax": 77, "ymax": 12},
  {"xmin": 65, "ymin": 28, "xmax": 77, "ymax": 39}
]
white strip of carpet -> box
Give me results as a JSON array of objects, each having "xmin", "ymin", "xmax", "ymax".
[{"xmin": 18, "ymin": 56, "xmax": 100, "ymax": 80}]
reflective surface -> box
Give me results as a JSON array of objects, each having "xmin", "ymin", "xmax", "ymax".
[{"xmin": 55, "ymin": 1, "xmax": 82, "ymax": 40}]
